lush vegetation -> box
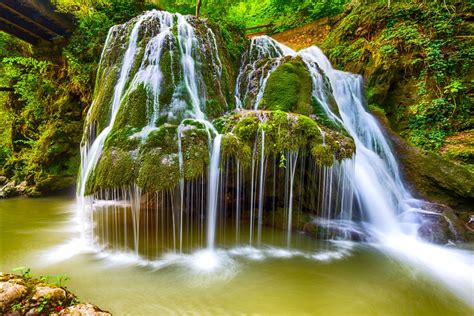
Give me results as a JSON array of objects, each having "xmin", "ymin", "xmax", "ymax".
[
  {"xmin": 0, "ymin": 1, "xmax": 150, "ymax": 194},
  {"xmin": 157, "ymin": 0, "xmax": 348, "ymax": 32},
  {"xmin": 323, "ymin": 0, "xmax": 473, "ymax": 168}
]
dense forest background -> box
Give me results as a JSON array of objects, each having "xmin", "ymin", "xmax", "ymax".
[{"xmin": 0, "ymin": 0, "xmax": 472, "ymax": 196}]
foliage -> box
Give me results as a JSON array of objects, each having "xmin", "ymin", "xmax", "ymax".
[
  {"xmin": 0, "ymin": 1, "xmax": 149, "ymax": 193},
  {"xmin": 323, "ymin": 0, "xmax": 473, "ymax": 154},
  {"xmin": 158, "ymin": 0, "xmax": 349, "ymax": 32},
  {"xmin": 12, "ymin": 266, "xmax": 32, "ymax": 279}
]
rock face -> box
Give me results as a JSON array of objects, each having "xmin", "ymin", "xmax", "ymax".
[
  {"xmin": 373, "ymin": 111, "xmax": 474, "ymax": 242},
  {"xmin": 374, "ymin": 112, "xmax": 474, "ymax": 212},
  {"xmin": 0, "ymin": 273, "xmax": 110, "ymax": 315}
]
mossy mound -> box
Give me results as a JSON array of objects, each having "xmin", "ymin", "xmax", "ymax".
[
  {"xmin": 259, "ymin": 56, "xmax": 313, "ymax": 115},
  {"xmin": 85, "ymin": 120, "xmax": 210, "ymax": 195},
  {"xmin": 221, "ymin": 110, "xmax": 355, "ymax": 169}
]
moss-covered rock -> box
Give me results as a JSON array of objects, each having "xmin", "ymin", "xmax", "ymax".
[
  {"xmin": 222, "ymin": 110, "xmax": 355, "ymax": 168},
  {"xmin": 260, "ymin": 56, "xmax": 313, "ymax": 115},
  {"xmin": 85, "ymin": 148, "xmax": 138, "ymax": 195}
]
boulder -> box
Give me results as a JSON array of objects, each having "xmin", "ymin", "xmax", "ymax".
[
  {"xmin": 0, "ymin": 181, "xmax": 18, "ymax": 198},
  {"xmin": 415, "ymin": 202, "xmax": 471, "ymax": 243},
  {"xmin": 0, "ymin": 281, "xmax": 27, "ymax": 312},
  {"xmin": 32, "ymin": 286, "xmax": 66, "ymax": 302}
]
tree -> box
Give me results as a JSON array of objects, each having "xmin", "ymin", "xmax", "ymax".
[{"xmin": 196, "ymin": 0, "xmax": 202, "ymax": 17}]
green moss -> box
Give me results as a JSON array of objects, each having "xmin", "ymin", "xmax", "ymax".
[
  {"xmin": 137, "ymin": 149, "xmax": 179, "ymax": 192},
  {"xmin": 114, "ymin": 83, "xmax": 150, "ymax": 129},
  {"xmin": 260, "ymin": 57, "xmax": 313, "ymax": 115},
  {"xmin": 222, "ymin": 110, "xmax": 354, "ymax": 167},
  {"xmin": 230, "ymin": 112, "xmax": 259, "ymax": 141},
  {"xmin": 89, "ymin": 66, "xmax": 119, "ymax": 133},
  {"xmin": 104, "ymin": 126, "xmax": 141, "ymax": 151},
  {"xmin": 181, "ymin": 126, "xmax": 210, "ymax": 179},
  {"xmin": 221, "ymin": 133, "xmax": 252, "ymax": 168},
  {"xmin": 158, "ymin": 39, "xmax": 181, "ymax": 116},
  {"xmin": 311, "ymin": 97, "xmax": 344, "ymax": 132},
  {"xmin": 206, "ymin": 99, "xmax": 227, "ymax": 119},
  {"xmin": 85, "ymin": 148, "xmax": 138, "ymax": 194}
]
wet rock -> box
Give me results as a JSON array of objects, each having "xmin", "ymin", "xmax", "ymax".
[
  {"xmin": 0, "ymin": 281, "xmax": 27, "ymax": 312},
  {"xmin": 373, "ymin": 112, "xmax": 474, "ymax": 213},
  {"xmin": 59, "ymin": 303, "xmax": 111, "ymax": 316},
  {"xmin": 0, "ymin": 181, "xmax": 18, "ymax": 198},
  {"xmin": 415, "ymin": 202, "xmax": 471, "ymax": 243},
  {"xmin": 32, "ymin": 286, "xmax": 66, "ymax": 302},
  {"xmin": 16, "ymin": 181, "xmax": 28, "ymax": 195}
]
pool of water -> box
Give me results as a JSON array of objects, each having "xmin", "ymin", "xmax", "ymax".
[{"xmin": 0, "ymin": 196, "xmax": 471, "ymax": 315}]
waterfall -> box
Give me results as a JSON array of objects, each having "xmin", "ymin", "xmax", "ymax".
[
  {"xmin": 242, "ymin": 36, "xmax": 473, "ymax": 307},
  {"xmin": 207, "ymin": 134, "xmax": 222, "ymax": 250},
  {"xmin": 75, "ymin": 13, "xmax": 472, "ymax": 306}
]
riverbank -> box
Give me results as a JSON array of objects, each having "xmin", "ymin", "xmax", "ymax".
[{"xmin": 0, "ymin": 272, "xmax": 110, "ymax": 315}]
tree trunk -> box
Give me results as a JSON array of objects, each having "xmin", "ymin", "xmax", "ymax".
[{"xmin": 196, "ymin": 0, "xmax": 202, "ymax": 17}]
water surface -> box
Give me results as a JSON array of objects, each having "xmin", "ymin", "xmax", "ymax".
[{"xmin": 0, "ymin": 196, "xmax": 471, "ymax": 315}]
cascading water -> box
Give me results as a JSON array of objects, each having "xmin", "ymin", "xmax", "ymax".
[
  {"xmin": 239, "ymin": 37, "xmax": 473, "ymax": 307},
  {"xmin": 75, "ymin": 10, "xmax": 472, "ymax": 307}
]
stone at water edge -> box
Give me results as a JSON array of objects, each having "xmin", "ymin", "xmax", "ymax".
[
  {"xmin": 0, "ymin": 181, "xmax": 18, "ymax": 198},
  {"xmin": 59, "ymin": 303, "xmax": 112, "ymax": 316},
  {"xmin": 0, "ymin": 273, "xmax": 111, "ymax": 315},
  {"xmin": 0, "ymin": 280, "xmax": 27, "ymax": 310},
  {"xmin": 32, "ymin": 286, "xmax": 66, "ymax": 303}
]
